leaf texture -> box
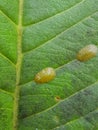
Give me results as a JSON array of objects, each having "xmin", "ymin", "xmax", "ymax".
[{"xmin": 0, "ymin": 0, "xmax": 98, "ymax": 130}]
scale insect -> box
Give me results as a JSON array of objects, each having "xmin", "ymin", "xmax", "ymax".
[
  {"xmin": 77, "ymin": 44, "xmax": 98, "ymax": 61},
  {"xmin": 35, "ymin": 67, "xmax": 56, "ymax": 83}
]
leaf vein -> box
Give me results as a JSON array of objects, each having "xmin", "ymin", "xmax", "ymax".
[
  {"xmin": 23, "ymin": 11, "xmax": 97, "ymax": 55},
  {"xmin": 0, "ymin": 10, "xmax": 17, "ymax": 26},
  {"xmin": 0, "ymin": 53, "xmax": 16, "ymax": 67},
  {"xmin": 22, "ymin": 81, "xmax": 98, "ymax": 119},
  {"xmin": 52, "ymin": 109, "xmax": 98, "ymax": 130},
  {"xmin": 23, "ymin": 0, "xmax": 84, "ymax": 27},
  {"xmin": 0, "ymin": 108, "xmax": 12, "ymax": 111},
  {"xmin": 0, "ymin": 88, "xmax": 13, "ymax": 96},
  {"xmin": 20, "ymin": 59, "xmax": 76, "ymax": 86}
]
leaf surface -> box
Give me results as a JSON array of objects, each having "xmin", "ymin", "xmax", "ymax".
[{"xmin": 0, "ymin": 0, "xmax": 98, "ymax": 130}]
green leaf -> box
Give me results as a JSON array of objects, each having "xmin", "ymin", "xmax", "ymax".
[{"xmin": 0, "ymin": 0, "xmax": 98, "ymax": 130}]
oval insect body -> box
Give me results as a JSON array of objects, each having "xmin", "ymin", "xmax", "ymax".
[
  {"xmin": 77, "ymin": 44, "xmax": 97, "ymax": 61},
  {"xmin": 35, "ymin": 67, "xmax": 56, "ymax": 83}
]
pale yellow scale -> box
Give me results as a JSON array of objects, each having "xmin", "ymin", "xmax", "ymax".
[
  {"xmin": 77, "ymin": 44, "xmax": 98, "ymax": 61},
  {"xmin": 35, "ymin": 67, "xmax": 56, "ymax": 83}
]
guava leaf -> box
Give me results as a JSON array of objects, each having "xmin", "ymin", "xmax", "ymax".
[{"xmin": 0, "ymin": 0, "xmax": 98, "ymax": 130}]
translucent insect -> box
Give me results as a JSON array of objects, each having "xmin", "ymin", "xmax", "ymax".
[
  {"xmin": 35, "ymin": 67, "xmax": 56, "ymax": 83},
  {"xmin": 77, "ymin": 44, "xmax": 97, "ymax": 61},
  {"xmin": 55, "ymin": 96, "xmax": 61, "ymax": 102}
]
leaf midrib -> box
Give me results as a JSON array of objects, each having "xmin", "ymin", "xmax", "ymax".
[
  {"xmin": 0, "ymin": 1, "xmax": 97, "ymax": 66},
  {"xmin": 5, "ymin": 0, "xmax": 97, "ymax": 129},
  {"xmin": 13, "ymin": 0, "xmax": 23, "ymax": 129}
]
